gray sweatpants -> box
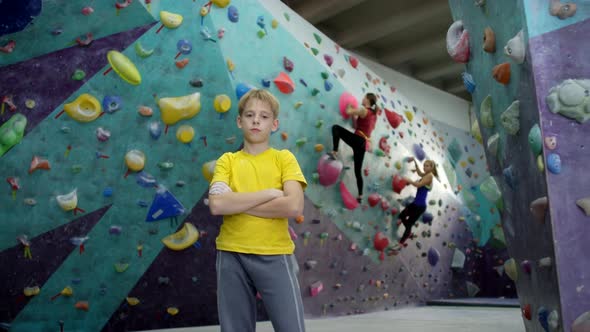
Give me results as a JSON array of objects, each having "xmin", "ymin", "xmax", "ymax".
[{"xmin": 216, "ymin": 250, "xmax": 306, "ymax": 332}]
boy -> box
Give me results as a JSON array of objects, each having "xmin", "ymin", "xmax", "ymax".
[{"xmin": 208, "ymin": 89, "xmax": 307, "ymax": 332}]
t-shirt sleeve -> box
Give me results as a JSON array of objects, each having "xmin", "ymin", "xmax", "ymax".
[
  {"xmin": 280, "ymin": 150, "xmax": 307, "ymax": 190},
  {"xmin": 210, "ymin": 153, "xmax": 231, "ymax": 186}
]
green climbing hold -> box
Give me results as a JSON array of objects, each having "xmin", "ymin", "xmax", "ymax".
[
  {"xmin": 311, "ymin": 88, "xmax": 320, "ymax": 96},
  {"xmin": 480, "ymin": 95, "xmax": 494, "ymax": 128},
  {"xmin": 429, "ymin": 199, "xmax": 436, "ymax": 206},
  {"xmin": 315, "ymin": 120, "xmax": 324, "ymax": 128},
  {"xmin": 158, "ymin": 161, "xmax": 174, "ymax": 170},
  {"xmin": 374, "ymin": 149, "xmax": 385, "ymax": 157},
  {"xmin": 284, "ymin": 13, "xmax": 290, "ymax": 21},
  {"xmin": 296, "ymin": 137, "xmax": 307, "ymax": 146},
  {"xmin": 72, "ymin": 69, "xmax": 86, "ymax": 81},
  {"xmin": 0, "ymin": 113, "xmax": 27, "ymax": 157},
  {"xmin": 528, "ymin": 124, "xmax": 542, "ymax": 155},
  {"xmin": 487, "ymin": 133, "xmax": 499, "ymax": 157},
  {"xmin": 312, "ymin": 172, "xmax": 319, "ymax": 183},
  {"xmin": 320, "ymin": 72, "xmax": 329, "ymax": 80},
  {"xmin": 257, "ymin": 29, "xmax": 266, "ymax": 38},
  {"xmin": 501, "ymin": 100, "xmax": 520, "ymax": 135},
  {"xmin": 311, "ymin": 48, "xmax": 319, "ymax": 56},
  {"xmin": 313, "ymin": 33, "xmax": 322, "ymax": 44}
]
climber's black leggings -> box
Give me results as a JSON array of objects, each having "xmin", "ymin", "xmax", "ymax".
[
  {"xmin": 398, "ymin": 203, "xmax": 427, "ymax": 243},
  {"xmin": 331, "ymin": 124, "xmax": 366, "ymax": 197}
]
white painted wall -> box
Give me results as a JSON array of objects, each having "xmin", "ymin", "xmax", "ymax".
[{"xmin": 354, "ymin": 53, "xmax": 473, "ymax": 131}]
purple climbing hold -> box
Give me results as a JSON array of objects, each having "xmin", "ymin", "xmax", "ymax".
[
  {"xmin": 521, "ymin": 260, "xmax": 532, "ymax": 274},
  {"xmin": 413, "ymin": 143, "xmax": 426, "ymax": 161},
  {"xmin": 323, "ymin": 54, "xmax": 333, "ymax": 67},
  {"xmin": 283, "ymin": 56, "xmax": 294, "ymax": 72},
  {"xmin": 427, "ymin": 247, "xmax": 440, "ymax": 266}
]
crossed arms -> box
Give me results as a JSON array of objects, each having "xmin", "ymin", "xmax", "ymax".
[{"xmin": 208, "ymin": 180, "xmax": 304, "ymax": 219}]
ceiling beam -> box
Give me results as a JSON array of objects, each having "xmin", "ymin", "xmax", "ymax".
[
  {"xmin": 292, "ymin": 0, "xmax": 370, "ymax": 25},
  {"xmin": 378, "ymin": 36, "xmax": 446, "ymax": 66},
  {"xmin": 335, "ymin": 1, "xmax": 449, "ymax": 48},
  {"xmin": 415, "ymin": 62, "xmax": 464, "ymax": 81}
]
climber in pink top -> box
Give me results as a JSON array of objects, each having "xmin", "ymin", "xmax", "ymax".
[{"xmin": 330, "ymin": 92, "xmax": 378, "ymax": 203}]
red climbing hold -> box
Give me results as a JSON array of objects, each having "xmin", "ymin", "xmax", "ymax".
[
  {"xmin": 368, "ymin": 193, "xmax": 381, "ymax": 207},
  {"xmin": 384, "ymin": 109, "xmax": 403, "ymax": 129},
  {"xmin": 373, "ymin": 232, "xmax": 389, "ymax": 261},
  {"xmin": 273, "ymin": 72, "xmax": 295, "ymax": 94},
  {"xmin": 339, "ymin": 182, "xmax": 359, "ymax": 210},
  {"xmin": 392, "ymin": 174, "xmax": 407, "ymax": 194}
]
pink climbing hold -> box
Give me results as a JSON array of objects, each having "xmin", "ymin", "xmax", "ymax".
[
  {"xmin": 323, "ymin": 54, "xmax": 333, "ymax": 67},
  {"xmin": 380, "ymin": 199, "xmax": 390, "ymax": 211},
  {"xmin": 392, "ymin": 174, "xmax": 407, "ymax": 194},
  {"xmin": 373, "ymin": 232, "xmax": 389, "ymax": 261},
  {"xmin": 349, "ymin": 55, "xmax": 359, "ymax": 68},
  {"xmin": 384, "ymin": 109, "xmax": 403, "ymax": 129},
  {"xmin": 273, "ymin": 72, "xmax": 295, "ymax": 94},
  {"xmin": 283, "ymin": 56, "xmax": 294, "ymax": 72},
  {"xmin": 368, "ymin": 193, "xmax": 381, "ymax": 207},
  {"xmin": 390, "ymin": 207, "xmax": 399, "ymax": 215},
  {"xmin": 339, "ymin": 182, "xmax": 359, "ymax": 210},
  {"xmin": 310, "ymin": 281, "xmax": 324, "ymax": 297},
  {"xmin": 338, "ymin": 92, "xmax": 358, "ymax": 120},
  {"xmin": 317, "ymin": 155, "xmax": 343, "ymax": 186}
]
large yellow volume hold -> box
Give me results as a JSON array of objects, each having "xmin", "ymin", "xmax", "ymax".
[
  {"xmin": 158, "ymin": 92, "xmax": 201, "ymax": 125},
  {"xmin": 160, "ymin": 11, "xmax": 183, "ymax": 28}
]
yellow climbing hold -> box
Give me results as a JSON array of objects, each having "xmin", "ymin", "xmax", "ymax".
[
  {"xmin": 537, "ymin": 155, "xmax": 544, "ymax": 172},
  {"xmin": 23, "ymin": 286, "xmax": 40, "ymax": 297},
  {"xmin": 64, "ymin": 93, "xmax": 102, "ymax": 123},
  {"xmin": 294, "ymin": 101, "xmax": 303, "ymax": 109},
  {"xmin": 158, "ymin": 92, "xmax": 202, "ymax": 125},
  {"xmin": 126, "ymin": 297, "xmax": 140, "ymax": 306},
  {"xmin": 314, "ymin": 144, "xmax": 324, "ymax": 152},
  {"xmin": 504, "ymin": 258, "xmax": 518, "ymax": 281},
  {"xmin": 60, "ymin": 286, "xmax": 73, "ymax": 297},
  {"xmin": 176, "ymin": 125, "xmax": 195, "ymax": 143},
  {"xmin": 25, "ymin": 99, "xmax": 36, "ymax": 109},
  {"xmin": 214, "ymin": 94, "xmax": 231, "ymax": 113},
  {"xmin": 212, "ymin": 0, "xmax": 230, "ymax": 7},
  {"xmin": 114, "ymin": 262, "xmax": 129, "ymax": 273},
  {"xmin": 125, "ymin": 150, "xmax": 146, "ymax": 172},
  {"xmin": 404, "ymin": 111, "xmax": 413, "ymax": 122},
  {"xmin": 162, "ymin": 222, "xmax": 200, "ymax": 251},
  {"xmin": 160, "ymin": 11, "xmax": 183, "ymax": 29},
  {"xmin": 271, "ymin": 19, "xmax": 278, "ymax": 29},
  {"xmin": 167, "ymin": 307, "xmax": 180, "ymax": 316},
  {"xmin": 202, "ymin": 160, "xmax": 217, "ymax": 182},
  {"xmin": 107, "ymin": 50, "xmax": 141, "ymax": 85}
]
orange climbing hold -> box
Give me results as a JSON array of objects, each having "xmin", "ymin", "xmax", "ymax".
[
  {"xmin": 273, "ymin": 72, "xmax": 295, "ymax": 94},
  {"xmin": 295, "ymin": 215, "xmax": 304, "ymax": 224},
  {"xmin": 492, "ymin": 63, "xmax": 511, "ymax": 85},
  {"xmin": 75, "ymin": 301, "xmax": 89, "ymax": 311},
  {"xmin": 175, "ymin": 58, "xmax": 189, "ymax": 69},
  {"xmin": 29, "ymin": 156, "xmax": 51, "ymax": 174}
]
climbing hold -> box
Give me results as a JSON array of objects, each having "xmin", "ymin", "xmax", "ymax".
[
  {"xmin": 271, "ymin": 19, "xmax": 278, "ymax": 29},
  {"xmin": 480, "ymin": 95, "xmax": 494, "ymax": 128},
  {"xmin": 228, "ymin": 5, "xmax": 239, "ymax": 23},
  {"xmin": 314, "ymin": 144, "xmax": 324, "ymax": 152},
  {"xmin": 504, "ymin": 258, "xmax": 518, "ymax": 281},
  {"xmin": 295, "ymin": 137, "xmax": 307, "ymax": 146},
  {"xmin": 23, "ymin": 286, "xmax": 40, "ymax": 297},
  {"xmin": 504, "ymin": 30, "xmax": 525, "ymax": 64},
  {"xmin": 530, "ymin": 197, "xmax": 548, "ymax": 223},
  {"xmin": 134, "ymin": 41, "xmax": 154, "ymax": 58},
  {"xmin": 29, "ymin": 155, "xmax": 51, "ymax": 173},
  {"xmin": 313, "ymin": 32, "xmax": 322, "ymax": 44},
  {"xmin": 317, "ymin": 154, "xmax": 343, "ymax": 187},
  {"xmin": 549, "ymin": 0, "xmax": 577, "ymax": 19},
  {"xmin": 56, "ymin": 189, "xmax": 79, "ymax": 212},
  {"xmin": 548, "ymin": 310, "xmax": 559, "ymax": 330},
  {"xmin": 521, "ymin": 260, "xmax": 532, "ymax": 275},
  {"xmin": 413, "ymin": 144, "xmax": 426, "ymax": 161},
  {"xmin": 466, "ymin": 281, "xmax": 480, "ymax": 297},
  {"xmin": 480, "ymin": 176, "xmax": 502, "ymax": 204},
  {"xmin": 214, "ymin": 94, "xmax": 232, "ymax": 113},
  {"xmin": 137, "ymin": 106, "xmax": 153, "ymax": 117},
  {"xmin": 404, "ymin": 111, "xmax": 414, "ymax": 122},
  {"xmin": 158, "ymin": 92, "xmax": 201, "ymax": 125},
  {"xmin": 572, "ymin": 311, "xmax": 590, "ymax": 332},
  {"xmin": 522, "ymin": 304, "xmax": 532, "ymax": 320},
  {"xmin": 294, "ymin": 101, "xmax": 303, "ymax": 109},
  {"xmin": 487, "ymin": 133, "xmax": 499, "ymax": 157},
  {"xmin": 462, "ymin": 72, "xmax": 476, "ymax": 93},
  {"xmin": 339, "ymin": 182, "xmax": 359, "ymax": 210},
  {"xmin": 25, "ymin": 99, "xmax": 36, "ymax": 109},
  {"xmin": 0, "ymin": 40, "xmax": 16, "ymax": 53},
  {"xmin": 218, "ymin": 28, "xmax": 226, "ymax": 39},
  {"xmin": 483, "ymin": 27, "xmax": 496, "ymax": 53},
  {"xmin": 427, "ymin": 247, "xmax": 440, "ymax": 266},
  {"xmin": 126, "ymin": 297, "xmax": 140, "ymax": 306},
  {"xmin": 446, "ymin": 20, "xmax": 470, "ymax": 63},
  {"xmin": 539, "ymin": 307, "xmax": 550, "ymax": 331},
  {"xmin": 392, "ymin": 174, "xmax": 407, "ymax": 194},
  {"xmin": 576, "ymin": 197, "xmax": 590, "ymax": 216},
  {"xmin": 492, "ymin": 63, "xmax": 511, "ymax": 85},
  {"xmin": 373, "ymin": 232, "xmax": 389, "ymax": 261},
  {"xmin": 283, "ymin": 56, "xmax": 294, "ymax": 72},
  {"xmin": 348, "ymin": 56, "xmax": 359, "ymax": 68},
  {"xmin": 546, "ymin": 153, "xmax": 562, "ymax": 174},
  {"xmin": 159, "ymin": 11, "xmax": 183, "ymax": 29},
  {"xmin": 62, "ymin": 93, "xmax": 103, "ymax": 122},
  {"xmin": 503, "ymin": 165, "xmax": 517, "ymax": 190},
  {"xmin": 368, "ymin": 193, "xmax": 381, "ymax": 207},
  {"xmin": 538, "ymin": 257, "xmax": 552, "ymax": 268},
  {"xmin": 324, "ymin": 80, "xmax": 333, "ymax": 92},
  {"xmin": 273, "ymin": 72, "xmax": 295, "ymax": 94},
  {"xmin": 146, "ymin": 187, "xmax": 186, "ymax": 222},
  {"xmin": 149, "ymin": 121, "xmax": 162, "ymax": 140},
  {"xmin": 501, "ymin": 100, "xmax": 520, "ymax": 135},
  {"xmin": 310, "ymin": 281, "xmax": 324, "ymax": 297},
  {"xmin": 544, "ymin": 135, "xmax": 557, "ymax": 150},
  {"xmin": 338, "ymin": 92, "xmax": 358, "ymax": 120},
  {"xmin": 421, "ymin": 212, "xmax": 434, "ymax": 224},
  {"xmin": 0, "ymin": 113, "xmax": 27, "ymax": 157},
  {"xmin": 102, "ymin": 95, "xmax": 123, "ymax": 113},
  {"xmin": 546, "ymin": 79, "xmax": 590, "ymax": 123},
  {"xmin": 125, "ymin": 150, "xmax": 146, "ymax": 172},
  {"xmin": 451, "ymin": 249, "xmax": 465, "ymax": 269},
  {"xmin": 96, "ymin": 127, "xmax": 111, "ymax": 142},
  {"xmin": 471, "ymin": 120, "xmax": 482, "ymax": 144},
  {"xmin": 384, "ymin": 109, "xmax": 403, "ymax": 128},
  {"xmin": 175, "ymin": 58, "xmax": 189, "ymax": 69},
  {"xmin": 162, "ymin": 223, "xmax": 199, "ymax": 250},
  {"xmin": 175, "ymin": 39, "xmax": 193, "ymax": 59},
  {"xmin": 72, "ymin": 69, "xmax": 86, "ymax": 80},
  {"xmin": 528, "ymin": 124, "xmax": 542, "ymax": 155},
  {"xmin": 324, "ymin": 54, "xmax": 333, "ymax": 67},
  {"xmin": 106, "ymin": 50, "xmax": 141, "ymax": 85},
  {"xmin": 176, "ymin": 125, "xmax": 195, "ymax": 143},
  {"xmin": 235, "ymin": 83, "xmax": 254, "ymax": 100}
]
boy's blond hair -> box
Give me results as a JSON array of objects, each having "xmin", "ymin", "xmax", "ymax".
[{"xmin": 237, "ymin": 89, "xmax": 280, "ymax": 118}]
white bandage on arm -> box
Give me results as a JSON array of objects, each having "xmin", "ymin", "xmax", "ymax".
[{"xmin": 209, "ymin": 182, "xmax": 232, "ymax": 195}]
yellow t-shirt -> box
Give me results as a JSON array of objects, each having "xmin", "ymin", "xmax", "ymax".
[{"xmin": 211, "ymin": 148, "xmax": 307, "ymax": 255}]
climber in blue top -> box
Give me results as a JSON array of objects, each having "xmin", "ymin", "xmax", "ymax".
[{"xmin": 396, "ymin": 158, "xmax": 438, "ymax": 247}]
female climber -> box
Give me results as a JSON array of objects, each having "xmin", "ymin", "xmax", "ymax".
[
  {"xmin": 330, "ymin": 92, "xmax": 379, "ymax": 203},
  {"xmin": 396, "ymin": 157, "xmax": 438, "ymax": 247}
]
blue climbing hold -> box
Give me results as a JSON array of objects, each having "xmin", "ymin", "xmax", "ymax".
[{"xmin": 145, "ymin": 187, "xmax": 186, "ymax": 222}]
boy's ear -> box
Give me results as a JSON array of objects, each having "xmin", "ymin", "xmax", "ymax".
[
  {"xmin": 236, "ymin": 115, "xmax": 242, "ymax": 128},
  {"xmin": 271, "ymin": 118, "xmax": 279, "ymax": 132}
]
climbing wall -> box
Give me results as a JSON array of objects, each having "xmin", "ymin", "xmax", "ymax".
[
  {"xmin": 1, "ymin": 0, "xmax": 510, "ymax": 330},
  {"xmin": 448, "ymin": 0, "xmax": 590, "ymax": 331}
]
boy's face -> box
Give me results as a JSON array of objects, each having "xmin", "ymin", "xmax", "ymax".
[{"xmin": 237, "ymin": 98, "xmax": 278, "ymax": 144}]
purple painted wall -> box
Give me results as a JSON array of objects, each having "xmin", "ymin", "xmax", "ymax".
[{"xmin": 529, "ymin": 19, "xmax": 590, "ymax": 332}]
